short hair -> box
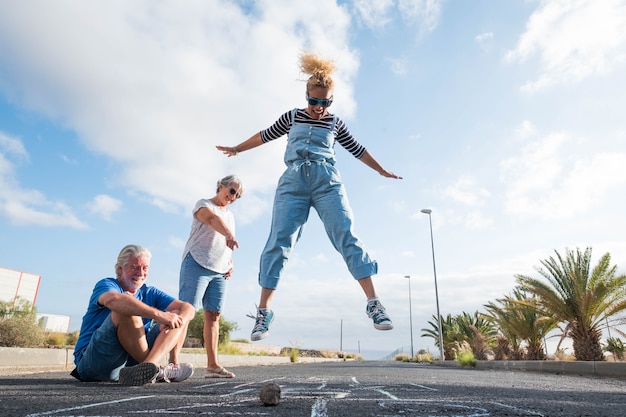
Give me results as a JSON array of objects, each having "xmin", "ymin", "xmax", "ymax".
[
  {"xmin": 216, "ymin": 174, "xmax": 244, "ymax": 196},
  {"xmin": 300, "ymin": 52, "xmax": 335, "ymax": 92},
  {"xmin": 115, "ymin": 244, "xmax": 151, "ymax": 278}
]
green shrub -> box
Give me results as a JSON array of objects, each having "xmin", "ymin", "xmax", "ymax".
[
  {"xmin": 0, "ymin": 298, "xmax": 44, "ymax": 347},
  {"xmin": 66, "ymin": 330, "xmax": 79, "ymax": 346},
  {"xmin": 603, "ymin": 337, "xmax": 625, "ymax": 360},
  {"xmin": 185, "ymin": 311, "xmax": 239, "ymax": 347},
  {"xmin": 457, "ymin": 351, "xmax": 476, "ymax": 367},
  {"xmin": 0, "ymin": 315, "xmax": 44, "ymax": 347},
  {"xmin": 44, "ymin": 332, "xmax": 67, "ymax": 347},
  {"xmin": 416, "ymin": 352, "xmax": 433, "ymax": 363},
  {"xmin": 290, "ymin": 347, "xmax": 299, "ymax": 363},
  {"xmin": 218, "ymin": 343, "xmax": 244, "ymax": 355}
]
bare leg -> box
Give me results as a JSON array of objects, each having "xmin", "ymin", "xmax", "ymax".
[
  {"xmin": 112, "ymin": 311, "xmax": 189, "ymax": 366},
  {"xmin": 167, "ymin": 325, "xmax": 186, "ymax": 365},
  {"xmin": 258, "ymin": 287, "xmax": 276, "ymax": 309},
  {"xmin": 358, "ymin": 276, "xmax": 393, "ymax": 330},
  {"xmin": 112, "ymin": 313, "xmax": 151, "ymax": 363},
  {"xmin": 204, "ymin": 310, "xmax": 220, "ymax": 369},
  {"xmin": 143, "ymin": 324, "xmax": 189, "ymax": 364},
  {"xmin": 357, "ymin": 276, "xmax": 377, "ymax": 299}
]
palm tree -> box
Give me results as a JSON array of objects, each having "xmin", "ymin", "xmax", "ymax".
[
  {"xmin": 516, "ymin": 247, "xmax": 626, "ymax": 361},
  {"xmin": 454, "ymin": 311, "xmax": 498, "ymax": 360},
  {"xmin": 484, "ymin": 287, "xmax": 557, "ymax": 360},
  {"xmin": 421, "ymin": 312, "xmax": 497, "ymax": 360},
  {"xmin": 421, "ymin": 314, "xmax": 455, "ymax": 360}
]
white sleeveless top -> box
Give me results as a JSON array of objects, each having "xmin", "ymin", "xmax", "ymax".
[{"xmin": 182, "ymin": 198, "xmax": 235, "ymax": 273}]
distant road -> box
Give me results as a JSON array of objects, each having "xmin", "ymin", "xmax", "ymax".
[{"xmin": 2, "ymin": 361, "xmax": 625, "ymax": 416}]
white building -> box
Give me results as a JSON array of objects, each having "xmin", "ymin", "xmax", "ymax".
[
  {"xmin": 36, "ymin": 313, "xmax": 71, "ymax": 333},
  {"xmin": 0, "ymin": 266, "xmax": 41, "ymax": 306}
]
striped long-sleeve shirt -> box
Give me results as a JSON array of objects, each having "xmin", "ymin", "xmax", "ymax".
[{"xmin": 259, "ymin": 109, "xmax": 367, "ymax": 159}]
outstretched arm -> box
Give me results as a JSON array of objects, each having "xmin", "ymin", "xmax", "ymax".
[
  {"xmin": 216, "ymin": 132, "xmax": 264, "ymax": 157},
  {"xmin": 358, "ymin": 150, "xmax": 403, "ymax": 179},
  {"xmin": 195, "ymin": 207, "xmax": 238, "ymax": 250}
]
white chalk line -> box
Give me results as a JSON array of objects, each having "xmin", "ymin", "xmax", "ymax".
[
  {"xmin": 410, "ymin": 383, "xmax": 439, "ymax": 391},
  {"xmin": 490, "ymin": 401, "xmax": 546, "ymax": 416},
  {"xmin": 25, "ymin": 395, "xmax": 154, "ymax": 417}
]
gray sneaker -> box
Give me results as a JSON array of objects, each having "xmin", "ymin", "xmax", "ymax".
[
  {"xmin": 118, "ymin": 363, "xmax": 160, "ymax": 386},
  {"xmin": 366, "ymin": 299, "xmax": 393, "ymax": 330},
  {"xmin": 156, "ymin": 363, "xmax": 194, "ymax": 383},
  {"xmin": 251, "ymin": 309, "xmax": 274, "ymax": 341}
]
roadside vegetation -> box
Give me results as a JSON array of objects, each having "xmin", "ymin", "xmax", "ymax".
[
  {"xmin": 419, "ymin": 247, "xmax": 626, "ymax": 362},
  {"xmin": 3, "ymin": 247, "xmax": 626, "ymax": 363}
]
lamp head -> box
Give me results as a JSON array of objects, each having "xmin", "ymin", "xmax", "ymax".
[{"xmin": 420, "ymin": 209, "xmax": 432, "ymax": 214}]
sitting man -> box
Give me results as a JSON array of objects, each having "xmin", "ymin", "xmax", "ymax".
[{"xmin": 72, "ymin": 244, "xmax": 196, "ymax": 385}]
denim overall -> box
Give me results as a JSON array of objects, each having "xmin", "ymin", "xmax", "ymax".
[{"xmin": 258, "ymin": 110, "xmax": 378, "ymax": 289}]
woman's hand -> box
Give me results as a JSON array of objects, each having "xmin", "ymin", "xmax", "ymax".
[
  {"xmin": 379, "ymin": 169, "xmax": 403, "ymax": 179},
  {"xmin": 225, "ymin": 235, "xmax": 239, "ymax": 250},
  {"xmin": 216, "ymin": 145, "xmax": 239, "ymax": 157}
]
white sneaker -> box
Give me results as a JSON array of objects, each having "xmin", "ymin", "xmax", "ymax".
[{"xmin": 156, "ymin": 363, "xmax": 194, "ymax": 383}]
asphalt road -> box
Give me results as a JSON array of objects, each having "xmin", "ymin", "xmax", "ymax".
[{"xmin": 1, "ymin": 360, "xmax": 625, "ymax": 416}]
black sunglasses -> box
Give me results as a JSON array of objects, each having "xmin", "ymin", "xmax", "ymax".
[
  {"xmin": 228, "ymin": 187, "xmax": 241, "ymax": 199},
  {"xmin": 306, "ymin": 95, "xmax": 333, "ymax": 108}
]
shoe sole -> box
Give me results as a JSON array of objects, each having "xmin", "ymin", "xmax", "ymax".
[
  {"xmin": 251, "ymin": 331, "xmax": 269, "ymax": 341},
  {"xmin": 118, "ymin": 363, "xmax": 160, "ymax": 386},
  {"xmin": 251, "ymin": 314, "xmax": 274, "ymax": 341},
  {"xmin": 374, "ymin": 322, "xmax": 394, "ymax": 330}
]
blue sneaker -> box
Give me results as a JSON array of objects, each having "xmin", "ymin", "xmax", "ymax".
[
  {"xmin": 251, "ymin": 309, "xmax": 274, "ymax": 341},
  {"xmin": 366, "ymin": 299, "xmax": 393, "ymax": 330}
]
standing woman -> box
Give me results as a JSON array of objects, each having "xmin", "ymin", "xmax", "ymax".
[
  {"xmin": 179, "ymin": 175, "xmax": 243, "ymax": 378},
  {"xmin": 216, "ymin": 52, "xmax": 402, "ymax": 342}
]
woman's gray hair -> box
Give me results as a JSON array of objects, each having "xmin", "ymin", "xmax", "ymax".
[
  {"xmin": 216, "ymin": 174, "xmax": 244, "ymax": 196},
  {"xmin": 115, "ymin": 244, "xmax": 151, "ymax": 278}
]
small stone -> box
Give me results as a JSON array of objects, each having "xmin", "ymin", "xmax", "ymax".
[{"xmin": 259, "ymin": 382, "xmax": 281, "ymax": 406}]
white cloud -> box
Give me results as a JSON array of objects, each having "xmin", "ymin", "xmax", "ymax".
[
  {"xmin": 465, "ymin": 210, "xmax": 493, "ymax": 230},
  {"xmin": 59, "ymin": 154, "xmax": 78, "ymax": 165},
  {"xmin": 475, "ymin": 31, "xmax": 494, "ymax": 53},
  {"xmin": 0, "ymin": 132, "xmax": 87, "ymax": 228},
  {"xmin": 505, "ymin": 0, "xmax": 626, "ymax": 92},
  {"xmin": 0, "ymin": 132, "xmax": 28, "ymax": 158},
  {"xmin": 168, "ymin": 235, "xmax": 186, "ymax": 250},
  {"xmin": 353, "ymin": 0, "xmax": 442, "ymax": 35},
  {"xmin": 1, "ymin": 190, "xmax": 88, "ymax": 229},
  {"xmin": 516, "ymin": 120, "xmax": 538, "ymax": 139},
  {"xmin": 500, "ymin": 132, "xmax": 626, "ymax": 219},
  {"xmin": 353, "ymin": 0, "xmax": 394, "ymax": 29},
  {"xmin": 312, "ymin": 253, "xmax": 330, "ymax": 263},
  {"xmin": 398, "ymin": 0, "xmax": 443, "ymax": 34},
  {"xmin": 475, "ymin": 32, "xmax": 493, "ymax": 44},
  {"xmin": 89, "ymin": 194, "xmax": 123, "ymax": 221},
  {"xmin": 0, "ymin": 0, "xmax": 358, "ymax": 227},
  {"xmin": 442, "ymin": 177, "xmax": 491, "ymax": 207},
  {"xmin": 386, "ymin": 56, "xmax": 408, "ymax": 76}
]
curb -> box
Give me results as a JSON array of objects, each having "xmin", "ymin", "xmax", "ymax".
[
  {"xmin": 0, "ymin": 347, "xmax": 338, "ymax": 376},
  {"xmin": 435, "ymin": 359, "xmax": 626, "ymax": 379}
]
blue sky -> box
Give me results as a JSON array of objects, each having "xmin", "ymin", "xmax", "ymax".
[{"xmin": 1, "ymin": 0, "xmax": 625, "ymax": 358}]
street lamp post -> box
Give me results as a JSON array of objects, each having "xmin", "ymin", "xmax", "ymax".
[
  {"xmin": 421, "ymin": 208, "xmax": 445, "ymax": 361},
  {"xmin": 404, "ymin": 275, "xmax": 414, "ymax": 359}
]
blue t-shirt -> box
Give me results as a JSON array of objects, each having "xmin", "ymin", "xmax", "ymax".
[{"xmin": 73, "ymin": 277, "xmax": 175, "ymax": 364}]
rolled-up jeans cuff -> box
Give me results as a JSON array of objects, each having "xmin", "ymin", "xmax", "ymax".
[{"xmin": 352, "ymin": 261, "xmax": 378, "ymax": 280}]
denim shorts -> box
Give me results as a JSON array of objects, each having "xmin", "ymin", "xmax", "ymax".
[
  {"xmin": 76, "ymin": 315, "xmax": 160, "ymax": 382},
  {"xmin": 179, "ymin": 252, "xmax": 227, "ymax": 312}
]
